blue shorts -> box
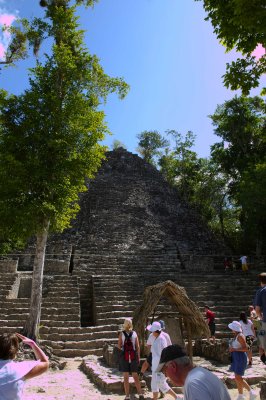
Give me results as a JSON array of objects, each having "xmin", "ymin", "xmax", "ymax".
[{"xmin": 229, "ymin": 351, "xmax": 247, "ymax": 376}]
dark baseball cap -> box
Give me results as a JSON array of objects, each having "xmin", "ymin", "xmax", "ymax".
[{"xmin": 156, "ymin": 344, "xmax": 187, "ymax": 372}]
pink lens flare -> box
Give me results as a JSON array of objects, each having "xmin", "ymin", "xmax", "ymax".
[
  {"xmin": 0, "ymin": 14, "xmax": 16, "ymax": 27},
  {"xmin": 251, "ymin": 43, "xmax": 265, "ymax": 60}
]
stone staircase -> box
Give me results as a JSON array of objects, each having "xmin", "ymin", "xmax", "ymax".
[
  {"xmin": 43, "ymin": 267, "xmax": 259, "ymax": 356},
  {"xmin": 0, "ymin": 259, "xmax": 261, "ymax": 357}
]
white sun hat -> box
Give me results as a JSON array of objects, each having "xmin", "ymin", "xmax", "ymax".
[
  {"xmin": 228, "ymin": 321, "xmax": 242, "ymax": 332},
  {"xmin": 146, "ymin": 321, "xmax": 162, "ymax": 332}
]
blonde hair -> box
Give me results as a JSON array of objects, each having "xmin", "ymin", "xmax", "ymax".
[{"xmin": 123, "ymin": 318, "xmax": 133, "ymax": 331}]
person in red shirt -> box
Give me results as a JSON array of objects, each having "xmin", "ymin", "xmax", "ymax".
[{"xmin": 204, "ymin": 305, "xmax": 216, "ymax": 343}]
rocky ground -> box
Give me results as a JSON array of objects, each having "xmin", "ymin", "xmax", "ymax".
[{"xmin": 22, "ymin": 357, "xmax": 264, "ymax": 400}]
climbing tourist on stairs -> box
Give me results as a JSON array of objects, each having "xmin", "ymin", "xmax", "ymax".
[
  {"xmin": 204, "ymin": 305, "xmax": 216, "ymax": 343},
  {"xmin": 0, "ymin": 333, "xmax": 49, "ymax": 400},
  {"xmin": 228, "ymin": 321, "xmax": 257, "ymax": 400},
  {"xmin": 118, "ymin": 318, "xmax": 144, "ymax": 400}
]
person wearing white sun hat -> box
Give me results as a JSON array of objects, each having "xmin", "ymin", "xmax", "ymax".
[
  {"xmin": 228, "ymin": 321, "xmax": 257, "ymax": 400},
  {"xmin": 146, "ymin": 321, "xmax": 181, "ymax": 400}
]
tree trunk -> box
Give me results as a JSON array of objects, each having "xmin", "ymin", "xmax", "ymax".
[
  {"xmin": 22, "ymin": 219, "xmax": 50, "ymax": 340},
  {"xmin": 218, "ymin": 195, "xmax": 226, "ymax": 240}
]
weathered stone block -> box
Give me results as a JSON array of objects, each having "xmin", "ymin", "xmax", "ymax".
[
  {"xmin": 44, "ymin": 259, "xmax": 69, "ymax": 273},
  {"xmin": 261, "ymin": 381, "xmax": 266, "ymax": 399},
  {"xmin": 193, "ymin": 339, "xmax": 230, "ymax": 363},
  {"xmin": 0, "ymin": 259, "xmax": 18, "ymax": 273}
]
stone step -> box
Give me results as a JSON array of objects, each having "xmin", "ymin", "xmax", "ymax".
[
  {"xmin": 95, "ymin": 310, "xmax": 133, "ymax": 318},
  {"xmin": 40, "ymin": 338, "xmax": 116, "ymax": 350},
  {"xmin": 93, "ymin": 301, "xmax": 141, "ymax": 309},
  {"xmin": 94, "ymin": 303, "xmax": 140, "ymax": 312},
  {"xmin": 43, "ymin": 280, "xmax": 78, "ymax": 285},
  {"xmin": 0, "ymin": 307, "xmax": 31, "ymax": 313},
  {"xmin": 0, "ymin": 326, "xmax": 24, "ymax": 334},
  {"xmin": 91, "ymin": 278, "xmax": 256, "ymax": 288},
  {"xmin": 2, "ymin": 314, "xmax": 29, "ymax": 320},
  {"xmin": 40, "ymin": 320, "xmax": 81, "ymax": 327},
  {"xmin": 40, "ymin": 314, "xmax": 80, "ymax": 322},
  {"xmin": 93, "ymin": 289, "xmax": 144, "ymax": 296},
  {"xmin": 41, "ymin": 307, "xmax": 80, "ymax": 314},
  {"xmin": 43, "ymin": 290, "xmax": 78, "ymax": 296},
  {"xmin": 0, "ymin": 284, "xmax": 13, "ymax": 289},
  {"xmin": 0, "ymin": 320, "xmax": 26, "ymax": 327},
  {"xmin": 185, "ymin": 294, "xmax": 255, "ymax": 301},
  {"xmin": 96, "ymin": 317, "xmax": 127, "ymax": 325},
  {"xmin": 92, "ymin": 279, "xmax": 255, "ymax": 289},
  {"xmin": 40, "ymin": 330, "xmax": 116, "ymax": 341},
  {"xmin": 39, "ymin": 324, "xmax": 118, "ymax": 334},
  {"xmin": 52, "ymin": 348, "xmax": 103, "ymax": 357},
  {"xmin": 94, "ymin": 294, "xmax": 143, "ymax": 301},
  {"xmin": 43, "ymin": 276, "xmax": 77, "ymax": 280},
  {"xmin": 42, "ymin": 297, "xmax": 80, "ymax": 303}
]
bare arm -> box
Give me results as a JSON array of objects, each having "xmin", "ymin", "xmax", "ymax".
[
  {"xmin": 118, "ymin": 332, "xmax": 122, "ymax": 350},
  {"xmin": 16, "ymin": 333, "xmax": 49, "ymax": 380},
  {"xmin": 251, "ymin": 323, "xmax": 256, "ymax": 337},
  {"xmin": 135, "ymin": 335, "xmax": 140, "ymax": 360},
  {"xmin": 256, "ymin": 305, "xmax": 262, "ymax": 319}
]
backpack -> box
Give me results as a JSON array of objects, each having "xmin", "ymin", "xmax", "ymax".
[{"xmin": 123, "ymin": 331, "xmax": 135, "ymax": 362}]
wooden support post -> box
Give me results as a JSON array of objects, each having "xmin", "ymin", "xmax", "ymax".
[{"xmin": 185, "ymin": 319, "xmax": 193, "ymax": 361}]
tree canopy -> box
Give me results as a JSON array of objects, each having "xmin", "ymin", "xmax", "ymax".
[
  {"xmin": 0, "ymin": 2, "xmax": 128, "ymax": 243},
  {"xmin": 196, "ymin": 0, "xmax": 266, "ymax": 95},
  {"xmin": 159, "ymin": 130, "xmax": 200, "ymax": 201},
  {"xmin": 0, "ymin": 1, "xmax": 128, "ymax": 337},
  {"xmin": 137, "ymin": 130, "xmax": 169, "ymax": 165},
  {"xmin": 137, "ymin": 99, "xmax": 265, "ymax": 254},
  {"xmin": 210, "ymin": 96, "xmax": 266, "ymax": 253}
]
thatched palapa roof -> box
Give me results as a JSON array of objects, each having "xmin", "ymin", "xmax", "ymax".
[{"xmin": 132, "ymin": 280, "xmax": 210, "ymax": 357}]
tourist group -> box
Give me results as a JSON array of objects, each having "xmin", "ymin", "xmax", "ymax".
[{"xmin": 0, "ymin": 273, "xmax": 266, "ymax": 399}]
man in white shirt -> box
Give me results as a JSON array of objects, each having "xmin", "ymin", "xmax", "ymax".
[
  {"xmin": 156, "ymin": 344, "xmax": 231, "ymax": 400},
  {"xmin": 146, "ymin": 322, "xmax": 180, "ymax": 400},
  {"xmin": 140, "ymin": 320, "xmax": 172, "ymax": 377}
]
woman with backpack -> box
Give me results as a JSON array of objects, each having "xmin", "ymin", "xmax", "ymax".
[{"xmin": 118, "ymin": 318, "xmax": 144, "ymax": 400}]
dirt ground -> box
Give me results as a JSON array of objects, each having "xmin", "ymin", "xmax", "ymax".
[{"xmin": 22, "ymin": 359, "xmax": 245, "ymax": 400}]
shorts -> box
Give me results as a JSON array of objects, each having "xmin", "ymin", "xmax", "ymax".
[
  {"xmin": 242, "ymin": 263, "xmax": 248, "ymax": 271},
  {"xmin": 229, "ymin": 351, "xmax": 247, "ymax": 376},
  {"xmin": 151, "ymin": 371, "xmax": 171, "ymax": 394},
  {"xmin": 146, "ymin": 352, "xmax": 152, "ymax": 366},
  {"xmin": 119, "ymin": 352, "xmax": 139, "ymax": 373},
  {"xmin": 258, "ymin": 321, "xmax": 266, "ymax": 351}
]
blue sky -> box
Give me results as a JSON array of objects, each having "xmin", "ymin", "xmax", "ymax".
[{"xmin": 0, "ymin": 0, "xmax": 264, "ymax": 157}]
